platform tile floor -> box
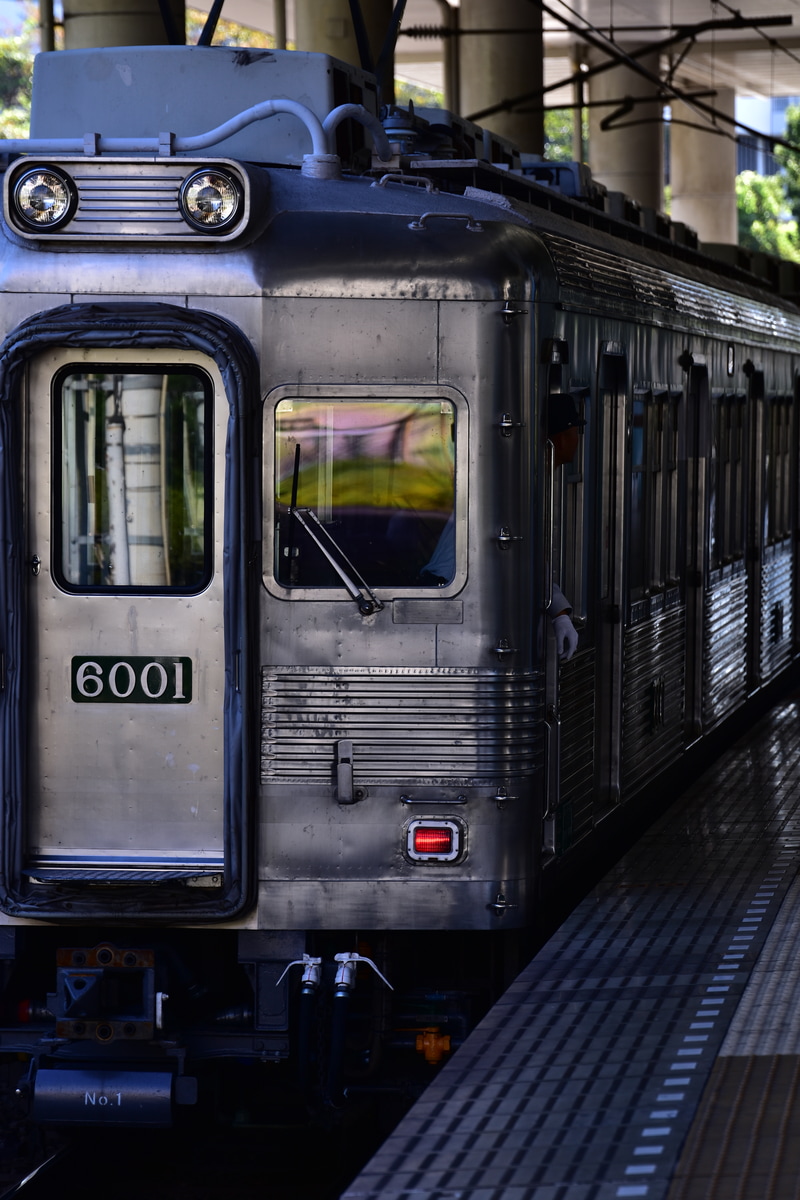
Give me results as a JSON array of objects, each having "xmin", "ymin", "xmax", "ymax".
[{"xmin": 342, "ymin": 699, "xmax": 800, "ymax": 1200}]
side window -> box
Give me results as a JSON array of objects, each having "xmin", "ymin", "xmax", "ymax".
[
  {"xmin": 598, "ymin": 347, "xmax": 627, "ymax": 605},
  {"xmin": 711, "ymin": 392, "xmax": 748, "ymax": 567},
  {"xmin": 708, "ymin": 391, "xmax": 724, "ymax": 571},
  {"xmin": 730, "ymin": 396, "xmax": 745, "ymax": 558},
  {"xmin": 766, "ymin": 395, "xmax": 792, "ymax": 545},
  {"xmin": 663, "ymin": 390, "xmax": 682, "ymax": 586},
  {"xmin": 56, "ymin": 367, "xmax": 212, "ymax": 592},
  {"xmin": 274, "ymin": 398, "xmax": 456, "ymax": 589},
  {"xmin": 628, "ymin": 389, "xmax": 649, "ymax": 600},
  {"xmin": 560, "ymin": 387, "xmax": 588, "ymax": 621}
]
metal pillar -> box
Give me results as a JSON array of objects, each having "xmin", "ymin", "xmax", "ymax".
[
  {"xmin": 294, "ymin": 0, "xmax": 395, "ymax": 106},
  {"xmin": 435, "ymin": 0, "xmax": 460, "ymax": 116},
  {"xmin": 459, "ymin": 0, "xmax": 544, "ymax": 155},
  {"xmin": 274, "ymin": 0, "xmax": 287, "ymax": 51},
  {"xmin": 670, "ymin": 89, "xmax": 738, "ymax": 246},
  {"xmin": 587, "ymin": 45, "xmax": 663, "ymax": 213},
  {"xmin": 62, "ymin": 0, "xmax": 185, "ymax": 49},
  {"xmin": 39, "ymin": 0, "xmax": 56, "ymax": 52}
]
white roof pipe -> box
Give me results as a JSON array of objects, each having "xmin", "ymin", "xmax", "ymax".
[
  {"xmin": 323, "ymin": 104, "xmax": 393, "ymax": 161},
  {"xmin": 0, "ymin": 99, "xmax": 393, "ymax": 178}
]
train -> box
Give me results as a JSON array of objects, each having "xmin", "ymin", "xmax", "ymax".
[{"xmin": 0, "ymin": 39, "xmax": 797, "ymax": 1133}]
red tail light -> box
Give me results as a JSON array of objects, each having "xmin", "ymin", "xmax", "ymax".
[
  {"xmin": 414, "ymin": 827, "xmax": 453, "ymax": 855},
  {"xmin": 407, "ymin": 819, "xmax": 461, "ymax": 862}
]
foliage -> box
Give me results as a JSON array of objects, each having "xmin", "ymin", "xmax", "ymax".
[
  {"xmin": 736, "ymin": 170, "xmax": 800, "ymax": 262},
  {"xmin": 0, "ymin": 3, "xmax": 37, "ymax": 139},
  {"xmin": 544, "ymin": 107, "xmax": 575, "ymax": 162},
  {"xmin": 543, "ymin": 108, "xmax": 590, "ymax": 162},
  {"xmin": 395, "ymin": 79, "xmax": 444, "ymax": 109},
  {"xmin": 185, "ymin": 7, "xmax": 274, "ymax": 48},
  {"xmin": 774, "ymin": 105, "xmax": 800, "ymax": 227}
]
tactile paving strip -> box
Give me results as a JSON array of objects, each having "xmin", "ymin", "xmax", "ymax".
[{"xmin": 342, "ymin": 701, "xmax": 800, "ymax": 1200}]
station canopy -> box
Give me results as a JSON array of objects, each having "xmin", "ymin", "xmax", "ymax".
[{"xmin": 190, "ymin": 1, "xmax": 800, "ymax": 108}]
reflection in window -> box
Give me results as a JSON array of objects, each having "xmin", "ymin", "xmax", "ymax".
[
  {"xmin": 629, "ymin": 389, "xmax": 682, "ymax": 599},
  {"xmin": 710, "ymin": 393, "xmax": 746, "ymax": 568},
  {"xmin": 275, "ymin": 399, "xmax": 456, "ymax": 588},
  {"xmin": 664, "ymin": 394, "xmax": 681, "ymax": 585},
  {"xmin": 767, "ymin": 397, "xmax": 792, "ymax": 545},
  {"xmin": 58, "ymin": 369, "xmax": 211, "ymax": 590},
  {"xmin": 629, "ymin": 393, "xmax": 647, "ymax": 598},
  {"xmin": 560, "ymin": 389, "xmax": 588, "ymax": 621}
]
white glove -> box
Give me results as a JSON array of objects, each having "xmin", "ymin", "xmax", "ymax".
[{"xmin": 552, "ymin": 613, "xmax": 578, "ymax": 661}]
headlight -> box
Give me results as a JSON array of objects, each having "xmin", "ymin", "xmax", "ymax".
[
  {"xmin": 179, "ymin": 169, "xmax": 243, "ymax": 232},
  {"xmin": 12, "ymin": 166, "xmax": 76, "ymax": 231}
]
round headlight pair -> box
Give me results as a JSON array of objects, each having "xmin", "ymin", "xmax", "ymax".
[
  {"xmin": 13, "ymin": 166, "xmax": 77, "ymax": 232},
  {"xmin": 179, "ymin": 169, "xmax": 242, "ymax": 233},
  {"xmin": 9, "ymin": 162, "xmax": 244, "ymax": 237}
]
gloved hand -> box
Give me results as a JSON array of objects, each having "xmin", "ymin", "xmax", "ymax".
[{"xmin": 552, "ymin": 612, "xmax": 578, "ymax": 661}]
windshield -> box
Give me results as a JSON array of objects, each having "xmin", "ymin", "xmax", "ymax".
[{"xmin": 274, "ymin": 398, "xmax": 456, "ymax": 589}]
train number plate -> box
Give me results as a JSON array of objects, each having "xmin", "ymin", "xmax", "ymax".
[{"xmin": 71, "ymin": 656, "xmax": 192, "ymax": 704}]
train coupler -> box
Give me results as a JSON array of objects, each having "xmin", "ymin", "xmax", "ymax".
[{"xmin": 48, "ymin": 943, "xmax": 159, "ymax": 1043}]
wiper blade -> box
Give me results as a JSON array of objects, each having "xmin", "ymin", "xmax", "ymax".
[
  {"xmin": 290, "ymin": 506, "xmax": 384, "ymax": 616},
  {"xmin": 286, "ymin": 442, "xmax": 383, "ymax": 616}
]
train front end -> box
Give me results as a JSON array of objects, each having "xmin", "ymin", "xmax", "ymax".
[{"xmin": 0, "ymin": 46, "xmax": 546, "ymax": 1126}]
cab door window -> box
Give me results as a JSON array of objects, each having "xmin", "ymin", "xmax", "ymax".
[{"xmin": 56, "ymin": 367, "xmax": 212, "ymax": 592}]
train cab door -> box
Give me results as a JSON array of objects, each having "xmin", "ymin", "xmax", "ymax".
[{"xmin": 17, "ymin": 342, "xmax": 238, "ymax": 906}]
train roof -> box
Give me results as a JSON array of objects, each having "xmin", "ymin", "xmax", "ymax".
[{"xmin": 3, "ymin": 44, "xmax": 800, "ymax": 345}]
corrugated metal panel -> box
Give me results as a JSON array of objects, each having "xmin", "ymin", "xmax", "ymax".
[
  {"xmin": 622, "ymin": 605, "xmax": 687, "ymax": 797},
  {"xmin": 544, "ymin": 233, "xmax": 677, "ymax": 312},
  {"xmin": 760, "ymin": 542, "xmax": 794, "ymax": 682},
  {"xmin": 542, "ymin": 232, "xmax": 800, "ymax": 342},
  {"xmin": 555, "ymin": 647, "xmax": 596, "ymax": 852},
  {"xmin": 261, "ymin": 666, "xmax": 544, "ymax": 785},
  {"xmin": 669, "ymin": 275, "xmax": 769, "ymax": 332},
  {"xmin": 703, "ymin": 569, "xmax": 748, "ymax": 727}
]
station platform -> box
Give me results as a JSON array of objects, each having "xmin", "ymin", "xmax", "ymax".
[{"xmin": 342, "ymin": 696, "xmax": 800, "ymax": 1200}]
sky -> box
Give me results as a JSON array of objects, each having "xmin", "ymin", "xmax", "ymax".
[{"xmin": 0, "ymin": 2, "xmax": 28, "ymax": 35}]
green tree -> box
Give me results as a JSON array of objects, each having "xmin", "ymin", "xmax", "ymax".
[
  {"xmin": 774, "ymin": 105, "xmax": 800, "ymax": 226},
  {"xmin": 544, "ymin": 107, "xmax": 577, "ymax": 161},
  {"xmin": 0, "ymin": 2, "xmax": 37, "ymax": 140},
  {"xmin": 0, "ymin": 39, "xmax": 31, "ymax": 138},
  {"xmin": 736, "ymin": 170, "xmax": 800, "ymax": 262},
  {"xmin": 185, "ymin": 8, "xmax": 274, "ymax": 47},
  {"xmin": 395, "ymin": 80, "xmax": 444, "ymax": 109}
]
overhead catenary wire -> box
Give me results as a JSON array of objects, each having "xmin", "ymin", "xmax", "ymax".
[{"xmin": 454, "ymin": 0, "xmax": 800, "ymax": 160}]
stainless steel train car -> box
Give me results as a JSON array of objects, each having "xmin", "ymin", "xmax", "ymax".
[{"xmin": 0, "ymin": 42, "xmax": 797, "ymax": 1129}]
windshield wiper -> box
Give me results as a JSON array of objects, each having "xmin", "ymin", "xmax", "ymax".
[{"xmin": 288, "ymin": 444, "xmax": 384, "ymax": 617}]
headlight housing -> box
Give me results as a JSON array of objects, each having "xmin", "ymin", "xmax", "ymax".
[
  {"xmin": 179, "ymin": 169, "xmax": 243, "ymax": 233},
  {"xmin": 12, "ymin": 166, "xmax": 77, "ymax": 232}
]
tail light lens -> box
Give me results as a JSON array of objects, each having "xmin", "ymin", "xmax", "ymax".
[{"xmin": 407, "ymin": 819, "xmax": 461, "ymax": 862}]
